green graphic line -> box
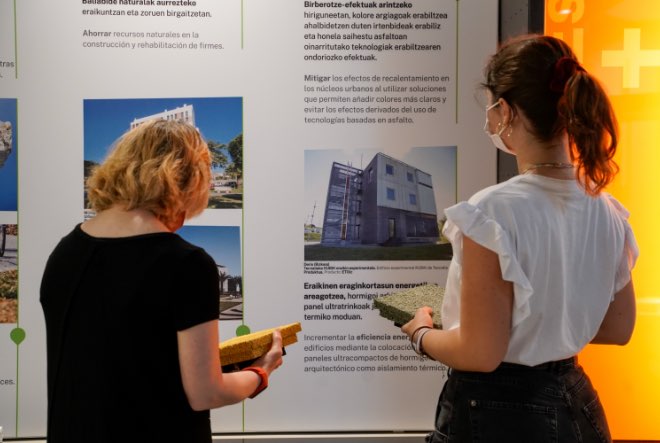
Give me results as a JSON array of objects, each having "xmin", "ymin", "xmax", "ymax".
[
  {"xmin": 241, "ymin": 0, "xmax": 244, "ymax": 49},
  {"xmin": 455, "ymin": 146, "xmax": 459, "ymax": 206},
  {"xmin": 17, "ymin": 96, "xmax": 20, "ymax": 437},
  {"xmin": 11, "ymin": 327, "xmax": 25, "ymax": 438},
  {"xmin": 14, "ymin": 97, "xmax": 21, "ymax": 438},
  {"xmin": 240, "ymin": 97, "xmax": 246, "ymax": 432},
  {"xmin": 13, "ymin": 0, "xmax": 18, "ymax": 78},
  {"xmin": 241, "ymin": 99, "xmax": 246, "ymax": 328},
  {"xmin": 15, "ymin": 332, "xmax": 20, "ymax": 437},
  {"xmin": 455, "ymin": 0, "xmax": 460, "ymax": 124}
]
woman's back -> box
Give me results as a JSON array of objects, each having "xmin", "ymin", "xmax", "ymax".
[
  {"xmin": 40, "ymin": 224, "xmax": 220, "ymax": 442},
  {"xmin": 442, "ymin": 173, "xmax": 636, "ymax": 365}
]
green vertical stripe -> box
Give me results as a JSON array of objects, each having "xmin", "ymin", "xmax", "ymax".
[
  {"xmin": 455, "ymin": 0, "xmax": 460, "ymax": 124},
  {"xmin": 241, "ymin": 0, "xmax": 244, "ymax": 49},
  {"xmin": 13, "ymin": 0, "xmax": 18, "ymax": 78}
]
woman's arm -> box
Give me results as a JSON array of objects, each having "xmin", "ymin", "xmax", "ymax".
[
  {"xmin": 402, "ymin": 235, "xmax": 513, "ymax": 372},
  {"xmin": 591, "ymin": 280, "xmax": 636, "ymax": 345},
  {"xmin": 177, "ymin": 320, "xmax": 283, "ymax": 411}
]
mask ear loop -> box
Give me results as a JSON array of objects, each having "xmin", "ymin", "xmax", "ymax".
[
  {"xmin": 488, "ymin": 98, "xmax": 514, "ymax": 135},
  {"xmin": 487, "ymin": 99, "xmax": 505, "ymax": 136},
  {"xmin": 486, "ymin": 101, "xmax": 501, "ymax": 112}
]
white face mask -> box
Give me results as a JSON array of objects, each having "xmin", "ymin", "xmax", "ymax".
[{"xmin": 484, "ymin": 102, "xmax": 515, "ymax": 155}]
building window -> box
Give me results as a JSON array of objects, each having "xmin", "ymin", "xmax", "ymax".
[
  {"xmin": 368, "ymin": 168, "xmax": 374, "ymax": 183},
  {"xmin": 386, "ymin": 164, "xmax": 394, "ymax": 175},
  {"xmin": 387, "ymin": 188, "xmax": 396, "ymax": 200},
  {"xmin": 407, "ymin": 172, "xmax": 414, "ymax": 182},
  {"xmin": 409, "ymin": 194, "xmax": 417, "ymax": 205}
]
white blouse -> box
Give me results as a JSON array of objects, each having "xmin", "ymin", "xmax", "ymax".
[{"xmin": 441, "ymin": 174, "xmax": 638, "ymax": 366}]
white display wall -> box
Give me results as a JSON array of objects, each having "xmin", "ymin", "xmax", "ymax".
[{"xmin": 0, "ymin": 0, "xmax": 497, "ymax": 438}]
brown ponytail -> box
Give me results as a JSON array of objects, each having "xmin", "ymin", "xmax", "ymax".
[{"xmin": 560, "ymin": 70, "xmax": 619, "ymax": 195}]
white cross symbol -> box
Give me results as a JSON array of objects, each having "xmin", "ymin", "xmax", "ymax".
[{"xmin": 602, "ymin": 28, "xmax": 660, "ymax": 89}]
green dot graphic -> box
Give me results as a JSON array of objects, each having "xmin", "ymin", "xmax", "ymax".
[
  {"xmin": 235, "ymin": 324, "xmax": 251, "ymax": 336},
  {"xmin": 10, "ymin": 327, "xmax": 25, "ymax": 345}
]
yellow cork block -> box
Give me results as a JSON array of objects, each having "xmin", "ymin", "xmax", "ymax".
[
  {"xmin": 373, "ymin": 284, "xmax": 445, "ymax": 328},
  {"xmin": 219, "ymin": 322, "xmax": 302, "ymax": 366}
]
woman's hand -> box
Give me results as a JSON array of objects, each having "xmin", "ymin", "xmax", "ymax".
[
  {"xmin": 252, "ymin": 330, "xmax": 284, "ymax": 376},
  {"xmin": 401, "ymin": 306, "xmax": 434, "ymax": 339},
  {"xmin": 179, "ymin": 323, "xmax": 285, "ymax": 410}
]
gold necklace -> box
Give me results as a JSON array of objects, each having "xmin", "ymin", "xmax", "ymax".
[{"xmin": 522, "ymin": 162, "xmax": 574, "ymax": 175}]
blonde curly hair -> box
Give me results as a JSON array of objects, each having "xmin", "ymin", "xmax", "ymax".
[{"xmin": 86, "ymin": 119, "xmax": 211, "ymax": 228}]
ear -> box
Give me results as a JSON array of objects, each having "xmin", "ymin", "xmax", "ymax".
[{"xmin": 498, "ymin": 99, "xmax": 515, "ymax": 126}]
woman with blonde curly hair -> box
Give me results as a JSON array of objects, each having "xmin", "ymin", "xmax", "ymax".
[
  {"xmin": 85, "ymin": 117, "xmax": 212, "ymax": 230},
  {"xmin": 41, "ymin": 119, "xmax": 282, "ymax": 443}
]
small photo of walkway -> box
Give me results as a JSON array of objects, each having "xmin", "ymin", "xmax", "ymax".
[{"xmin": 220, "ymin": 294, "xmax": 243, "ymax": 321}]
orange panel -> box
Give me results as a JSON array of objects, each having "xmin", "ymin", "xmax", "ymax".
[{"xmin": 546, "ymin": 0, "xmax": 660, "ymax": 440}]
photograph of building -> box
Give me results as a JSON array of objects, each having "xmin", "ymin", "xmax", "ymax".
[
  {"xmin": 83, "ymin": 97, "xmax": 244, "ymax": 212},
  {"xmin": 177, "ymin": 225, "xmax": 243, "ymax": 321},
  {"xmin": 129, "ymin": 103, "xmax": 195, "ymax": 129},
  {"xmin": 321, "ymin": 153, "xmax": 440, "ymax": 246}
]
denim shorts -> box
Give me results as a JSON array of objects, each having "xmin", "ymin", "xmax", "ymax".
[{"xmin": 425, "ymin": 358, "xmax": 612, "ymax": 443}]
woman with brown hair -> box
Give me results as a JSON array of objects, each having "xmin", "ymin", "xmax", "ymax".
[
  {"xmin": 41, "ymin": 119, "xmax": 282, "ymax": 442},
  {"xmin": 402, "ymin": 35, "xmax": 638, "ymax": 442}
]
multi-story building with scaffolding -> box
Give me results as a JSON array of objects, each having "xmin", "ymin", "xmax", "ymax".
[
  {"xmin": 321, "ymin": 153, "xmax": 439, "ymax": 246},
  {"xmin": 129, "ymin": 103, "xmax": 195, "ymax": 129},
  {"xmin": 320, "ymin": 162, "xmax": 363, "ymax": 245}
]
